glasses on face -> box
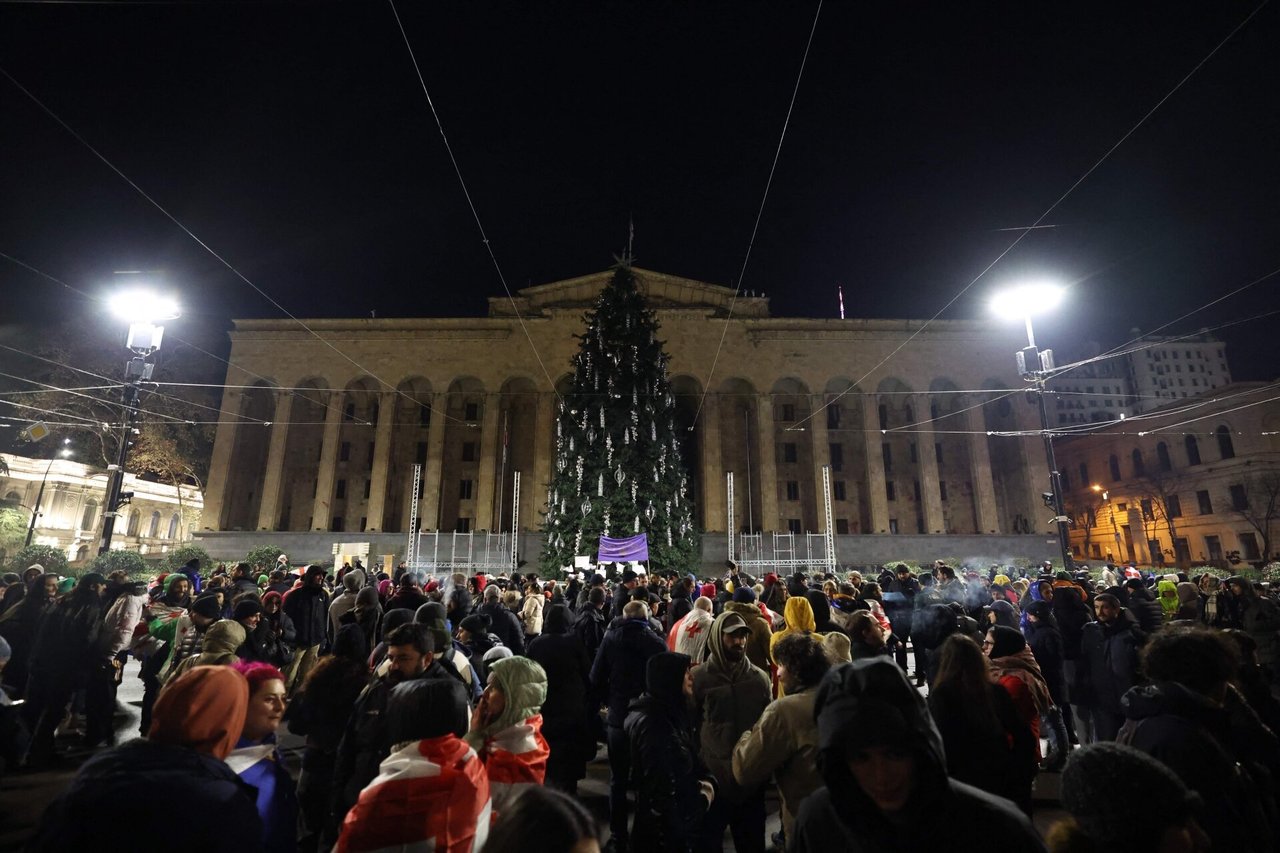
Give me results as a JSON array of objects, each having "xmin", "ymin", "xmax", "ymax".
[{"xmin": 982, "ymin": 640, "xmax": 994, "ymax": 648}]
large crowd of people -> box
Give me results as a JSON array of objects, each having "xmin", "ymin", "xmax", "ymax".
[{"xmin": 1, "ymin": 553, "xmax": 1278, "ymax": 852}]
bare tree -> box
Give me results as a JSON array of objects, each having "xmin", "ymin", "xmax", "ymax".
[
  {"xmin": 1235, "ymin": 470, "xmax": 1280, "ymax": 562},
  {"xmin": 1136, "ymin": 468, "xmax": 1188, "ymax": 566}
]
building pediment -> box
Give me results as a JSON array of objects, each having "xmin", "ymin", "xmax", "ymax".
[{"xmin": 487, "ymin": 267, "xmax": 770, "ymax": 318}]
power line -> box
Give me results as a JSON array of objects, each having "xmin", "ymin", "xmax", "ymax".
[
  {"xmin": 789, "ymin": 0, "xmax": 1272, "ymax": 432},
  {"xmin": 386, "ymin": 0, "xmax": 560, "ymax": 404},
  {"xmin": 692, "ymin": 0, "xmax": 823, "ymax": 427}
]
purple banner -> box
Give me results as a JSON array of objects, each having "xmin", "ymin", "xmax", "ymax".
[{"xmin": 598, "ymin": 534, "xmax": 649, "ymax": 563}]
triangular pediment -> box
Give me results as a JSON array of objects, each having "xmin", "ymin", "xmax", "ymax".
[{"xmin": 488, "ymin": 268, "xmax": 770, "ymax": 317}]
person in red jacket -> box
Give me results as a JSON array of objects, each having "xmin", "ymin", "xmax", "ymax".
[{"xmin": 336, "ymin": 678, "xmax": 490, "ymax": 853}]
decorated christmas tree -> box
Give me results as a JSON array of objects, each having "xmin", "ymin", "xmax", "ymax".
[{"xmin": 539, "ymin": 262, "xmax": 699, "ymax": 574}]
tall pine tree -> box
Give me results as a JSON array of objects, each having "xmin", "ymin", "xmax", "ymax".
[{"xmin": 539, "ymin": 263, "xmax": 699, "ymax": 574}]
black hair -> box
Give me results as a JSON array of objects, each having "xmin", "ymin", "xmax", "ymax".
[
  {"xmin": 385, "ymin": 623, "xmax": 432, "ymax": 656},
  {"xmin": 484, "ymin": 786, "xmax": 602, "ymax": 853},
  {"xmin": 1142, "ymin": 625, "xmax": 1239, "ymax": 696},
  {"xmin": 772, "ymin": 632, "xmax": 831, "ymax": 691},
  {"xmin": 588, "ymin": 586, "xmax": 606, "ymax": 607}
]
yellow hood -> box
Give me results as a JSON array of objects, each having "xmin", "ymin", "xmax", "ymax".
[{"xmin": 783, "ymin": 596, "xmax": 817, "ymax": 633}]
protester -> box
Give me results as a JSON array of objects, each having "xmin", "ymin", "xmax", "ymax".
[
  {"xmin": 1076, "ymin": 592, "xmax": 1145, "ymax": 741},
  {"xmin": 484, "ymin": 785, "xmax": 604, "ymax": 853},
  {"xmin": 1123, "ymin": 578, "xmax": 1164, "ymax": 634},
  {"xmin": 672, "ymin": 596, "xmax": 715, "ymax": 663},
  {"xmin": 526, "ymin": 603, "xmax": 596, "ymax": 794},
  {"xmin": 573, "ymin": 586, "xmax": 607, "ymax": 661},
  {"xmin": 0, "ymin": 571, "xmax": 60, "ymax": 696},
  {"xmin": 732, "ymin": 632, "xmax": 829, "ymax": 844},
  {"xmin": 171, "ymin": 618, "xmax": 246, "ymax": 678},
  {"xmin": 723, "ymin": 587, "xmax": 772, "ymax": 672},
  {"xmin": 227, "ymin": 661, "xmax": 297, "ymax": 852},
  {"xmin": 328, "ymin": 570, "xmax": 365, "ymax": 641},
  {"xmin": 335, "ymin": 678, "xmax": 487, "ymax": 853},
  {"xmin": 691, "ymin": 610, "xmax": 772, "ymax": 852},
  {"xmin": 466, "ymin": 655, "xmax": 550, "ymax": 812},
  {"xmin": 1024, "ymin": 599, "xmax": 1071, "ymax": 769},
  {"xmin": 788, "ymin": 658, "xmax": 1044, "ymax": 852},
  {"xmin": 520, "ymin": 582, "xmax": 545, "ymax": 641},
  {"xmin": 478, "ymin": 584, "xmax": 527, "ymax": 655},
  {"xmin": 86, "ymin": 578, "xmax": 147, "ymax": 748},
  {"xmin": 985, "ymin": 625, "xmax": 1051, "ymax": 769},
  {"xmin": 845, "ymin": 611, "xmax": 888, "ymax": 660},
  {"xmin": 283, "ymin": 565, "xmax": 330, "ymax": 692},
  {"xmin": 28, "ymin": 666, "xmax": 261, "ymax": 850},
  {"xmin": 1228, "ymin": 576, "xmax": 1280, "ymax": 684}
]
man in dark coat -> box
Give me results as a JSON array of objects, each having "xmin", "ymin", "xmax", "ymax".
[
  {"xmin": 590, "ymin": 600, "xmax": 666, "ymax": 850},
  {"xmin": 527, "ymin": 604, "xmax": 596, "ymax": 795},
  {"xmin": 885, "ymin": 565, "xmax": 922, "ymax": 683},
  {"xmin": 1076, "ymin": 593, "xmax": 1145, "ymax": 741},
  {"xmin": 612, "ymin": 570, "xmax": 640, "ymax": 620},
  {"xmin": 574, "ymin": 586, "xmax": 608, "ymax": 663},
  {"xmin": 1052, "ymin": 579, "xmax": 1094, "ymax": 744},
  {"xmin": 1228, "ymin": 576, "xmax": 1280, "ymax": 684},
  {"xmin": 283, "ymin": 565, "xmax": 330, "ymax": 693},
  {"xmin": 1122, "ymin": 578, "xmax": 1164, "ymax": 634},
  {"xmin": 790, "ymin": 658, "xmax": 1044, "ymax": 853},
  {"xmin": 626, "ymin": 652, "xmax": 713, "ymax": 852},
  {"xmin": 229, "ymin": 562, "xmax": 259, "ymax": 599},
  {"xmin": 476, "ymin": 584, "xmax": 526, "ymax": 655}
]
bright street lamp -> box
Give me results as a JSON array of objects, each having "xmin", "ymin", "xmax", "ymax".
[
  {"xmin": 990, "ymin": 280, "xmax": 1073, "ymax": 571},
  {"xmin": 25, "ymin": 438, "xmax": 73, "ymax": 547},
  {"xmin": 98, "ymin": 286, "xmax": 180, "ymax": 554}
]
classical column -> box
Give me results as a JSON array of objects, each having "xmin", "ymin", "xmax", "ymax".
[
  {"xmin": 532, "ymin": 392, "xmax": 555, "ymax": 532},
  {"xmin": 809, "ymin": 394, "xmax": 832, "ymax": 532},
  {"xmin": 862, "ymin": 399, "xmax": 890, "ymax": 533},
  {"xmin": 364, "ymin": 390, "xmax": 397, "ymax": 531},
  {"xmin": 699, "ymin": 394, "xmax": 725, "ymax": 532},
  {"xmin": 201, "ymin": 389, "xmax": 243, "ymax": 530},
  {"xmin": 755, "ymin": 395, "xmax": 779, "ymax": 532},
  {"xmin": 310, "ymin": 391, "xmax": 344, "ymax": 531},
  {"xmin": 474, "ymin": 392, "xmax": 501, "ymax": 530},
  {"xmin": 966, "ymin": 405, "xmax": 1001, "ymax": 533},
  {"xmin": 914, "ymin": 399, "xmax": 946, "ymax": 534},
  {"xmin": 417, "ymin": 392, "xmax": 448, "ymax": 531},
  {"xmin": 255, "ymin": 391, "xmax": 293, "ymax": 531}
]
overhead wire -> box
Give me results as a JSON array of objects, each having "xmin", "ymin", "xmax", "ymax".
[
  {"xmin": 386, "ymin": 0, "xmax": 560, "ymax": 405},
  {"xmin": 691, "ymin": 0, "xmax": 823, "ymax": 427},
  {"xmin": 788, "ymin": 0, "xmax": 1272, "ymax": 433}
]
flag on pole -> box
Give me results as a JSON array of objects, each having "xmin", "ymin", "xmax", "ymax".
[{"xmin": 837, "ymin": 285, "xmax": 845, "ymax": 320}]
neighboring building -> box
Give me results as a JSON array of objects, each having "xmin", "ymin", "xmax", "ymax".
[
  {"xmin": 1048, "ymin": 333, "xmax": 1232, "ymax": 427},
  {"xmin": 197, "ymin": 268, "xmax": 1066, "ymax": 564},
  {"xmin": 1057, "ymin": 382, "xmax": 1280, "ymax": 567},
  {"xmin": 0, "ymin": 453, "xmax": 203, "ymax": 566}
]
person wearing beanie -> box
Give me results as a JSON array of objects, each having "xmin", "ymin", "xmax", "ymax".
[
  {"xmin": 691, "ymin": 611, "xmax": 773, "ymax": 850},
  {"xmin": 467, "ymin": 655, "xmax": 550, "ymax": 813},
  {"xmin": 625, "ymin": 652, "xmax": 713, "ymax": 851},
  {"xmin": 526, "ymin": 604, "xmax": 596, "ymax": 794},
  {"xmin": 329, "ymin": 569, "xmax": 366, "ymax": 643},
  {"xmin": 179, "ymin": 556, "xmax": 204, "ymax": 595},
  {"xmin": 282, "ymin": 565, "xmax": 331, "ymax": 694},
  {"xmin": 29, "ymin": 666, "xmax": 262, "ymax": 850},
  {"xmin": 416, "ymin": 601, "xmax": 481, "ymax": 702},
  {"xmin": 336, "ymin": 678, "xmax": 489, "ymax": 853},
  {"xmin": 722, "ymin": 585, "xmax": 772, "ymax": 672},
  {"xmin": 456, "ymin": 612, "xmax": 502, "ymax": 686},
  {"xmin": 226, "ymin": 661, "xmax": 296, "ymax": 852},
  {"xmin": 234, "ymin": 597, "xmax": 273, "ymax": 663},
  {"xmin": 1048, "ymin": 742, "xmax": 1208, "ymax": 853},
  {"xmin": 340, "ymin": 587, "xmax": 382, "ymax": 656},
  {"xmin": 790, "ymin": 658, "xmax": 1042, "ymax": 852},
  {"xmin": 734, "ymin": 632, "xmax": 830, "ymax": 841}
]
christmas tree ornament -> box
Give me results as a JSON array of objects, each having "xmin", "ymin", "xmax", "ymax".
[{"xmin": 597, "ymin": 473, "xmax": 604, "ymax": 497}]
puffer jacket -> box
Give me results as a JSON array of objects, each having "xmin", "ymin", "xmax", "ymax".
[
  {"xmin": 731, "ymin": 685, "xmax": 822, "ymax": 837},
  {"xmin": 1230, "ymin": 580, "xmax": 1280, "ymax": 668},
  {"xmin": 520, "ymin": 593, "xmax": 544, "ymax": 637},
  {"xmin": 722, "ymin": 601, "xmax": 772, "ymax": 672},
  {"xmin": 1124, "ymin": 584, "xmax": 1164, "ymax": 634},
  {"xmin": 789, "ymin": 658, "xmax": 1044, "ymax": 853},
  {"xmin": 590, "ymin": 618, "xmax": 667, "ymax": 727},
  {"xmin": 690, "ymin": 612, "xmax": 772, "ymax": 803}
]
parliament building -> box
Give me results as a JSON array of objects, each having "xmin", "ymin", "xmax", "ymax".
[{"xmin": 198, "ymin": 269, "xmax": 1060, "ymax": 567}]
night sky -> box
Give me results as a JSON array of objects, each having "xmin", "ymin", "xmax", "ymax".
[{"xmin": 1, "ymin": 1, "xmax": 1277, "ymax": 381}]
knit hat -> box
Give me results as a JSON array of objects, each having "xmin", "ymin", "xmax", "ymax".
[
  {"xmin": 1060, "ymin": 742, "xmax": 1200, "ymax": 849},
  {"xmin": 190, "ymin": 594, "xmax": 223, "ymax": 619},
  {"xmin": 414, "ymin": 602, "xmax": 452, "ymax": 651},
  {"xmin": 459, "ymin": 613, "xmax": 492, "ymax": 635},
  {"xmin": 232, "ymin": 599, "xmax": 264, "ymax": 620},
  {"xmin": 149, "ymin": 666, "xmax": 249, "ymax": 760},
  {"xmin": 333, "ymin": 623, "xmax": 369, "ymax": 663},
  {"xmin": 732, "ymin": 586, "xmax": 757, "ymax": 604},
  {"xmin": 482, "ymin": 645, "xmax": 512, "ymax": 664},
  {"xmin": 57, "ymin": 577, "xmax": 75, "ymax": 594},
  {"xmin": 822, "ymin": 631, "xmax": 852, "ymax": 663}
]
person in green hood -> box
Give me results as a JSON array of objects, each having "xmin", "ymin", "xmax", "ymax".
[
  {"xmin": 468, "ymin": 655, "xmax": 551, "ymax": 812},
  {"xmin": 1157, "ymin": 579, "xmax": 1180, "ymax": 623}
]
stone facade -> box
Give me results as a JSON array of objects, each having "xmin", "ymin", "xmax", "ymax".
[{"xmin": 200, "ymin": 268, "xmax": 1059, "ymax": 565}]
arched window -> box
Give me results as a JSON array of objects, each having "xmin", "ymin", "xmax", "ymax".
[
  {"xmin": 148, "ymin": 511, "xmax": 161, "ymax": 538},
  {"xmin": 878, "ymin": 404, "xmax": 888, "ymax": 430},
  {"xmin": 1156, "ymin": 442, "xmax": 1172, "ymax": 472},
  {"xmin": 1078, "ymin": 463, "xmax": 1089, "ymax": 485},
  {"xmin": 1109, "ymin": 454, "xmax": 1122, "ymax": 482},
  {"xmin": 167, "ymin": 513, "xmax": 181, "ymax": 539},
  {"xmin": 1216, "ymin": 425, "xmax": 1235, "ymax": 459},
  {"xmin": 2, "ymin": 490, "xmax": 20, "ymax": 505},
  {"xmin": 80, "ymin": 500, "xmax": 98, "ymax": 531},
  {"xmin": 1185, "ymin": 435, "xmax": 1201, "ymax": 466},
  {"xmin": 125, "ymin": 509, "xmax": 140, "ymax": 537},
  {"xmin": 1131, "ymin": 449, "xmax": 1145, "ymax": 478}
]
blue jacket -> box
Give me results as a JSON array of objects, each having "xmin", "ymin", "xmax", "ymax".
[
  {"xmin": 590, "ymin": 618, "xmax": 667, "ymax": 727},
  {"xmin": 229, "ymin": 734, "xmax": 298, "ymax": 853}
]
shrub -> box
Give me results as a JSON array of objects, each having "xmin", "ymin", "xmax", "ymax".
[
  {"xmin": 7, "ymin": 544, "xmax": 69, "ymax": 577},
  {"xmin": 88, "ymin": 549, "xmax": 149, "ymax": 579},
  {"xmin": 159, "ymin": 545, "xmax": 214, "ymax": 575},
  {"xmin": 245, "ymin": 544, "xmax": 286, "ymax": 573}
]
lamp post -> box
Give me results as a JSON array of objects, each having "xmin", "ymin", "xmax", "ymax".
[
  {"xmin": 25, "ymin": 439, "xmax": 74, "ymax": 547},
  {"xmin": 990, "ymin": 282, "xmax": 1074, "ymax": 571},
  {"xmin": 97, "ymin": 288, "xmax": 179, "ymax": 555}
]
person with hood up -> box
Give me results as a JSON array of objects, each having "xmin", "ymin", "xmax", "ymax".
[
  {"xmin": 289, "ymin": 624, "xmax": 371, "ymax": 853},
  {"xmin": 985, "ymin": 625, "xmax": 1051, "ymax": 769},
  {"xmin": 769, "ymin": 597, "xmax": 822, "ymax": 667},
  {"xmin": 590, "ymin": 598, "xmax": 666, "ymax": 849},
  {"xmin": 340, "ymin": 587, "xmax": 382, "ymax": 653},
  {"xmin": 722, "ymin": 587, "xmax": 772, "ymax": 672},
  {"xmin": 85, "ymin": 578, "xmax": 148, "ymax": 748},
  {"xmin": 467, "ymin": 655, "xmax": 550, "ymax": 813},
  {"xmin": 1174, "ymin": 581, "xmax": 1201, "ymax": 622},
  {"xmin": 1156, "ymin": 579, "xmax": 1180, "ymax": 623},
  {"xmin": 986, "ymin": 598, "xmax": 1021, "ymax": 631},
  {"xmin": 1200, "ymin": 575, "xmax": 1228, "ymax": 628},
  {"xmin": 417, "ymin": 601, "xmax": 481, "ymax": 702},
  {"xmin": 328, "ymin": 569, "xmax": 366, "ymax": 641},
  {"xmin": 171, "ymin": 618, "xmax": 246, "ymax": 678},
  {"xmin": 456, "ymin": 612, "xmax": 504, "ymax": 686},
  {"xmin": 1118, "ymin": 625, "xmax": 1277, "ymax": 853},
  {"xmin": 626, "ymin": 652, "xmax": 714, "ymax": 852},
  {"xmin": 335, "ymin": 678, "xmax": 489, "ymax": 853},
  {"xmin": 28, "ymin": 666, "xmax": 262, "ymax": 851},
  {"xmin": 691, "ymin": 610, "xmax": 772, "ymax": 852},
  {"xmin": 1228, "ymin": 576, "xmax": 1280, "ymax": 684},
  {"xmin": 227, "ymin": 661, "xmax": 296, "ymax": 852},
  {"xmin": 178, "ymin": 557, "xmax": 204, "ymax": 595},
  {"xmin": 1024, "ymin": 599, "xmax": 1072, "ymax": 769},
  {"xmin": 1047, "ymin": 742, "xmax": 1210, "ymax": 853},
  {"xmin": 526, "ymin": 604, "xmax": 595, "ymax": 794},
  {"xmin": 732, "ymin": 633, "xmax": 829, "ymax": 844},
  {"xmin": 672, "ymin": 596, "xmax": 715, "ymax": 663},
  {"xmin": 0, "ymin": 571, "xmax": 60, "ymax": 697},
  {"xmin": 789, "ymin": 657, "xmax": 1044, "ymax": 853},
  {"xmin": 1123, "ymin": 578, "xmax": 1164, "ymax": 634},
  {"xmin": 1050, "ymin": 574, "xmax": 1093, "ymax": 747},
  {"xmin": 1075, "ymin": 593, "xmax": 1146, "ymax": 741}
]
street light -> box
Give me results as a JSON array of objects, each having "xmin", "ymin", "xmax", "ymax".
[
  {"xmin": 98, "ymin": 287, "xmax": 180, "ymax": 554},
  {"xmin": 990, "ymin": 281, "xmax": 1074, "ymax": 571},
  {"xmin": 25, "ymin": 438, "xmax": 73, "ymax": 547}
]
